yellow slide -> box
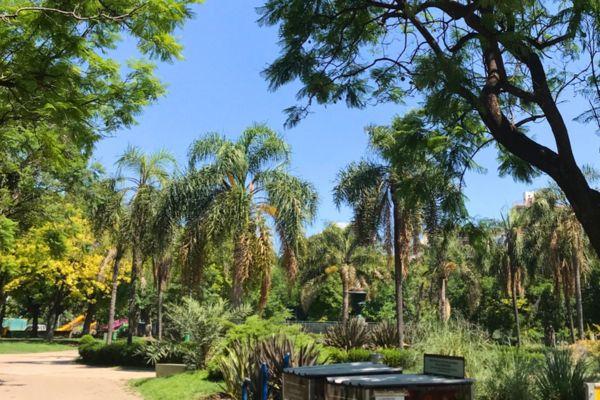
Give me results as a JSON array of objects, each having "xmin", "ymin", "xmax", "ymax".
[{"xmin": 56, "ymin": 315, "xmax": 85, "ymax": 332}]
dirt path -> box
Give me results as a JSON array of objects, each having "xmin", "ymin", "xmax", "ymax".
[{"xmin": 0, "ymin": 350, "xmax": 154, "ymax": 400}]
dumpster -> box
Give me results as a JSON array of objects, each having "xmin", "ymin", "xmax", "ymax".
[
  {"xmin": 283, "ymin": 362, "xmax": 403, "ymax": 400},
  {"xmin": 325, "ymin": 355, "xmax": 474, "ymax": 400}
]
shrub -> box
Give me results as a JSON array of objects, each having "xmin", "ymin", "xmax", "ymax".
[
  {"xmin": 536, "ymin": 349, "xmax": 591, "ymax": 400},
  {"xmin": 78, "ymin": 339, "xmax": 147, "ymax": 367},
  {"xmin": 324, "ymin": 317, "xmax": 371, "ymax": 350},
  {"xmin": 482, "ymin": 350, "xmax": 537, "ymax": 400},
  {"xmin": 371, "ymin": 320, "xmax": 399, "ymax": 348},
  {"xmin": 79, "ymin": 334, "xmax": 96, "ymax": 346},
  {"xmin": 218, "ymin": 334, "xmax": 320, "ymax": 400},
  {"xmin": 327, "ymin": 347, "xmax": 417, "ymax": 370}
]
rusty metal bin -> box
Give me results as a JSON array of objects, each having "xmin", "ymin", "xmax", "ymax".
[
  {"xmin": 325, "ymin": 374, "xmax": 475, "ymax": 400},
  {"xmin": 282, "ymin": 362, "xmax": 402, "ymax": 400}
]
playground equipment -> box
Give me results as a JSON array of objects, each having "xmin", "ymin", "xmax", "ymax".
[{"xmin": 56, "ymin": 315, "xmax": 85, "ymax": 332}]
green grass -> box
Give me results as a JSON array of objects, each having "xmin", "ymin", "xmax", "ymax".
[
  {"xmin": 0, "ymin": 341, "xmax": 75, "ymax": 354},
  {"xmin": 131, "ymin": 370, "xmax": 223, "ymax": 400}
]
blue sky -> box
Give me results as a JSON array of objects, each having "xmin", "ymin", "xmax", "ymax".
[{"xmin": 93, "ymin": 0, "xmax": 600, "ymax": 235}]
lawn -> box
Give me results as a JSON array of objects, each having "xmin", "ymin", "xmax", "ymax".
[
  {"xmin": 131, "ymin": 370, "xmax": 223, "ymax": 400},
  {"xmin": 0, "ymin": 340, "xmax": 75, "ymax": 354}
]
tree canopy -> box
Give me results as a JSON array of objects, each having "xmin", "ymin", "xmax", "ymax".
[{"xmin": 259, "ymin": 0, "xmax": 600, "ymax": 257}]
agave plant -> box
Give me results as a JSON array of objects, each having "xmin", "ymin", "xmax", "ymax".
[
  {"xmin": 536, "ymin": 349, "xmax": 590, "ymax": 400},
  {"xmin": 218, "ymin": 334, "xmax": 320, "ymax": 400},
  {"xmin": 253, "ymin": 334, "xmax": 320, "ymax": 399},
  {"xmin": 371, "ymin": 320, "xmax": 399, "ymax": 348},
  {"xmin": 218, "ymin": 338, "xmax": 256, "ymax": 399},
  {"xmin": 324, "ymin": 317, "xmax": 372, "ymax": 350}
]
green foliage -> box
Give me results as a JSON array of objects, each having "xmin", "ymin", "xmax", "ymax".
[
  {"xmin": 482, "ymin": 350, "xmax": 537, "ymax": 400},
  {"xmin": 326, "ymin": 347, "xmax": 417, "ymax": 370},
  {"xmin": 324, "ymin": 317, "xmax": 371, "ymax": 350},
  {"xmin": 536, "ymin": 349, "xmax": 591, "ymax": 400},
  {"xmin": 78, "ymin": 339, "xmax": 147, "ymax": 367},
  {"xmin": 131, "ymin": 370, "xmax": 222, "ymax": 400},
  {"xmin": 163, "ymin": 297, "xmax": 242, "ymax": 366},
  {"xmin": 371, "ymin": 320, "xmax": 399, "ymax": 348},
  {"xmin": 217, "ymin": 334, "xmax": 319, "ymax": 400}
]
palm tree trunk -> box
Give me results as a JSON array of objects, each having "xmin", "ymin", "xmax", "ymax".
[
  {"xmin": 107, "ymin": 246, "xmax": 123, "ymax": 345},
  {"xmin": 340, "ymin": 266, "xmax": 350, "ymax": 323},
  {"xmin": 439, "ymin": 277, "xmax": 451, "ymax": 323},
  {"xmin": 232, "ymin": 234, "xmax": 250, "ymax": 309},
  {"xmin": 392, "ymin": 195, "xmax": 406, "ymax": 348},
  {"xmin": 573, "ymin": 254, "xmax": 585, "ymax": 340},
  {"xmin": 510, "ymin": 265, "xmax": 521, "ymax": 347},
  {"xmin": 127, "ymin": 247, "xmax": 141, "ymax": 345},
  {"xmin": 563, "ymin": 280, "xmax": 576, "ymax": 343},
  {"xmin": 157, "ymin": 279, "xmax": 163, "ymax": 340}
]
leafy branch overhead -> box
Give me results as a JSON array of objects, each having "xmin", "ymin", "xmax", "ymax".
[{"xmin": 260, "ymin": 0, "xmax": 600, "ymax": 258}]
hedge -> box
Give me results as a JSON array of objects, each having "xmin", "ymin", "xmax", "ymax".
[{"xmin": 78, "ymin": 335, "xmax": 148, "ymax": 367}]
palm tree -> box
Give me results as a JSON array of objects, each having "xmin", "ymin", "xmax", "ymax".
[
  {"xmin": 161, "ymin": 125, "xmax": 317, "ymax": 309},
  {"xmin": 116, "ymin": 146, "xmax": 175, "ymax": 344},
  {"xmin": 499, "ymin": 210, "xmax": 526, "ymax": 347},
  {"xmin": 300, "ymin": 223, "xmax": 384, "ymax": 322},
  {"xmin": 525, "ymin": 188, "xmax": 590, "ymax": 341},
  {"xmin": 334, "ymin": 161, "xmax": 411, "ymax": 346},
  {"xmin": 335, "ymin": 111, "xmax": 470, "ymax": 347}
]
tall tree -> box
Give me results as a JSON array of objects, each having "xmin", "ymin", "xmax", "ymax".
[
  {"xmin": 160, "ymin": 125, "xmax": 317, "ymax": 308},
  {"xmin": 260, "ymin": 0, "xmax": 600, "ymax": 259},
  {"xmin": 335, "ymin": 111, "xmax": 469, "ymax": 346},
  {"xmin": 525, "ymin": 188, "xmax": 591, "ymax": 341},
  {"xmin": 116, "ymin": 146, "xmax": 175, "ymax": 344},
  {"xmin": 499, "ymin": 211, "xmax": 526, "ymax": 347},
  {"xmin": 301, "ymin": 224, "xmax": 383, "ymax": 322}
]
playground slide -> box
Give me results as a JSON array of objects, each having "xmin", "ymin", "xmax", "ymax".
[{"xmin": 56, "ymin": 315, "xmax": 85, "ymax": 332}]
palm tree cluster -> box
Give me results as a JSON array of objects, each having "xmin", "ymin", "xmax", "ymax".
[{"xmin": 88, "ymin": 124, "xmax": 317, "ymax": 343}]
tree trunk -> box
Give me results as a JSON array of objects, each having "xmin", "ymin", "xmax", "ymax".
[
  {"xmin": 510, "ymin": 265, "xmax": 521, "ymax": 347},
  {"xmin": 82, "ymin": 302, "xmax": 96, "ymax": 335},
  {"xmin": 232, "ymin": 234, "xmax": 250, "ymax": 309},
  {"xmin": 415, "ymin": 282, "xmax": 425, "ymax": 325},
  {"xmin": 107, "ymin": 247, "xmax": 123, "ymax": 345},
  {"xmin": 127, "ymin": 248, "xmax": 141, "ymax": 345},
  {"xmin": 391, "ymin": 194, "xmax": 406, "ymax": 348},
  {"xmin": 157, "ymin": 279, "xmax": 163, "ymax": 340},
  {"xmin": 0, "ymin": 285, "xmax": 6, "ymax": 331},
  {"xmin": 340, "ymin": 266, "xmax": 350, "ymax": 323},
  {"xmin": 46, "ymin": 309, "xmax": 57, "ymax": 342},
  {"xmin": 439, "ymin": 277, "xmax": 451, "ymax": 323},
  {"xmin": 573, "ymin": 254, "xmax": 585, "ymax": 340},
  {"xmin": 31, "ymin": 305, "xmax": 39, "ymax": 338}
]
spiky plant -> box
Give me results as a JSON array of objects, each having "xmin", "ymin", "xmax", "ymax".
[
  {"xmin": 371, "ymin": 320, "xmax": 399, "ymax": 348},
  {"xmin": 536, "ymin": 349, "xmax": 590, "ymax": 400},
  {"xmin": 324, "ymin": 317, "xmax": 372, "ymax": 350},
  {"xmin": 160, "ymin": 125, "xmax": 317, "ymax": 309}
]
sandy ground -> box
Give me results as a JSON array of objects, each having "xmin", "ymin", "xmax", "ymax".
[{"xmin": 0, "ymin": 350, "xmax": 154, "ymax": 400}]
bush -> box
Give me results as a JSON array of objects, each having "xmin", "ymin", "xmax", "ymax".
[
  {"xmin": 78, "ymin": 339, "xmax": 147, "ymax": 367},
  {"xmin": 371, "ymin": 320, "xmax": 399, "ymax": 348},
  {"xmin": 326, "ymin": 347, "xmax": 417, "ymax": 370},
  {"xmin": 481, "ymin": 350, "xmax": 537, "ymax": 400},
  {"xmin": 218, "ymin": 334, "xmax": 320, "ymax": 400},
  {"xmin": 324, "ymin": 317, "xmax": 371, "ymax": 350},
  {"xmin": 79, "ymin": 334, "xmax": 96, "ymax": 346},
  {"xmin": 536, "ymin": 349, "xmax": 591, "ymax": 400}
]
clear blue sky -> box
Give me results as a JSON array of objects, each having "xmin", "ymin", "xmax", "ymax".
[{"xmin": 93, "ymin": 0, "xmax": 600, "ymax": 235}]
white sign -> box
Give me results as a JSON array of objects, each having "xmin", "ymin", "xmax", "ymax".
[
  {"xmin": 374, "ymin": 390, "xmax": 408, "ymax": 400},
  {"xmin": 423, "ymin": 354, "xmax": 465, "ymax": 378}
]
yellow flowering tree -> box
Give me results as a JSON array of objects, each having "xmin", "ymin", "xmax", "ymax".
[{"xmin": 6, "ymin": 203, "xmax": 113, "ymax": 339}]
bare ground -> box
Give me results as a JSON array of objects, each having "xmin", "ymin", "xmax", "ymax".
[{"xmin": 0, "ymin": 350, "xmax": 154, "ymax": 400}]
